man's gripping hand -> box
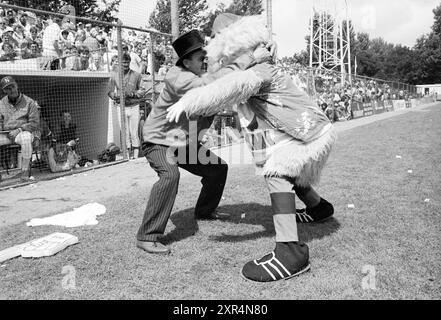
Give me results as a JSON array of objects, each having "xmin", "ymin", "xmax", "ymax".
[
  {"xmin": 8, "ymin": 128, "xmax": 22, "ymax": 140},
  {"xmin": 166, "ymin": 101, "xmax": 186, "ymax": 123},
  {"xmin": 253, "ymin": 41, "xmax": 278, "ymax": 64}
]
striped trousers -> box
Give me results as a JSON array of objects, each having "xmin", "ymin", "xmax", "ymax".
[{"xmin": 137, "ymin": 142, "xmax": 228, "ymax": 242}]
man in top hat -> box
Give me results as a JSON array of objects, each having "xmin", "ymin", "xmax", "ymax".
[
  {"xmin": 136, "ymin": 30, "xmax": 228, "ymax": 255},
  {"xmin": 136, "ymin": 30, "xmax": 274, "ymax": 255},
  {"xmin": 0, "ymin": 76, "xmax": 40, "ymax": 182}
]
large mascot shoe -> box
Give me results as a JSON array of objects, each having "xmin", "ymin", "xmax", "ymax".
[
  {"xmin": 296, "ymin": 198, "xmax": 334, "ymax": 223},
  {"xmin": 242, "ymin": 242, "xmax": 310, "ymax": 282}
]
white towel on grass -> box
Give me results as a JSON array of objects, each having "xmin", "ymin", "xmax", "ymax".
[{"xmin": 26, "ymin": 203, "xmax": 106, "ymax": 228}]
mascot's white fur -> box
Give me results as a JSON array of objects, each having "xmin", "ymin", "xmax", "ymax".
[{"xmin": 170, "ymin": 15, "xmax": 336, "ymax": 186}]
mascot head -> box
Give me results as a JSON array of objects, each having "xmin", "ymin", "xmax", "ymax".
[{"xmin": 206, "ymin": 13, "xmax": 270, "ymax": 73}]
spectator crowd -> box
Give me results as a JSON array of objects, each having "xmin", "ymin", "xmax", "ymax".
[
  {"xmin": 0, "ymin": 6, "xmax": 174, "ymax": 74},
  {"xmin": 277, "ymin": 60, "xmax": 418, "ymax": 122}
]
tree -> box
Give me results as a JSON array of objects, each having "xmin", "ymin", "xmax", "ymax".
[
  {"xmin": 200, "ymin": 0, "xmax": 263, "ymax": 37},
  {"xmin": 432, "ymin": 4, "xmax": 441, "ymax": 36},
  {"xmin": 149, "ymin": 0, "xmax": 210, "ymax": 35},
  {"xmin": 410, "ymin": 4, "xmax": 441, "ymax": 84},
  {"xmin": 225, "ymin": 0, "xmax": 263, "ymax": 16},
  {"xmin": 7, "ymin": 0, "xmax": 121, "ymax": 22}
]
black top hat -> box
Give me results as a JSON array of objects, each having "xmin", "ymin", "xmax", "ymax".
[{"xmin": 172, "ymin": 30, "xmax": 205, "ymax": 67}]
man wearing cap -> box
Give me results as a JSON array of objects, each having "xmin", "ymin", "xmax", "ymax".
[
  {"xmin": 136, "ymin": 30, "xmax": 273, "ymax": 255},
  {"xmin": 0, "ymin": 76, "xmax": 40, "ymax": 181}
]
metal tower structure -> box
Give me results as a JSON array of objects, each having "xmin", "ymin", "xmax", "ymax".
[
  {"xmin": 262, "ymin": 0, "xmax": 273, "ymax": 40},
  {"xmin": 309, "ymin": 0, "xmax": 352, "ymax": 83}
]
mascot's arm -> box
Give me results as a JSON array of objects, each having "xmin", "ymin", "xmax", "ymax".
[{"xmin": 179, "ymin": 68, "xmax": 264, "ymax": 119}]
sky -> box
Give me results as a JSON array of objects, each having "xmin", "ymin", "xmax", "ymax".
[{"xmin": 115, "ymin": 0, "xmax": 440, "ymax": 57}]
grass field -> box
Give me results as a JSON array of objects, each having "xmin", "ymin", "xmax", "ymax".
[{"xmin": 0, "ymin": 105, "xmax": 440, "ymax": 300}]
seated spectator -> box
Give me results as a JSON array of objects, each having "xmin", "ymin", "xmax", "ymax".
[
  {"xmin": 47, "ymin": 110, "xmax": 80, "ymax": 173},
  {"xmin": 75, "ymin": 28, "xmax": 86, "ymax": 47},
  {"xmin": 16, "ymin": 40, "xmax": 30, "ymax": 59},
  {"xmin": 0, "ymin": 17, "xmax": 7, "ymax": 38},
  {"xmin": 71, "ymin": 45, "xmax": 89, "ymax": 71},
  {"xmin": 12, "ymin": 23, "xmax": 26, "ymax": 48},
  {"xmin": 83, "ymin": 27, "xmax": 100, "ymax": 54},
  {"xmin": 85, "ymin": 23, "xmax": 92, "ymax": 37},
  {"xmin": 89, "ymin": 52, "xmax": 104, "ymax": 71},
  {"xmin": 25, "ymin": 26, "xmax": 43, "ymax": 48},
  {"xmin": 6, "ymin": 9, "xmax": 16, "ymax": 26},
  {"xmin": 47, "ymin": 138, "xmax": 80, "ymax": 173},
  {"xmin": 0, "ymin": 42, "xmax": 17, "ymax": 61},
  {"xmin": 17, "ymin": 12, "xmax": 30, "ymax": 34},
  {"xmin": 0, "ymin": 76, "xmax": 40, "ymax": 181},
  {"xmin": 1, "ymin": 26, "xmax": 18, "ymax": 49},
  {"xmin": 64, "ymin": 45, "xmax": 78, "ymax": 70},
  {"xmin": 59, "ymin": 28, "xmax": 73, "ymax": 52},
  {"xmin": 54, "ymin": 110, "xmax": 77, "ymax": 145}
]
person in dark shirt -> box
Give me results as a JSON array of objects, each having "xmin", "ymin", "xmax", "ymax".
[{"xmin": 55, "ymin": 111, "xmax": 77, "ymax": 144}]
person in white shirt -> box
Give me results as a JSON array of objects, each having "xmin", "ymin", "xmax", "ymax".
[
  {"xmin": 42, "ymin": 15, "xmax": 63, "ymax": 68},
  {"xmin": 122, "ymin": 43, "xmax": 142, "ymax": 74}
]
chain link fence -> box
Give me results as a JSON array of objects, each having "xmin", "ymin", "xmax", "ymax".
[{"xmin": 0, "ymin": 3, "xmax": 172, "ymax": 183}]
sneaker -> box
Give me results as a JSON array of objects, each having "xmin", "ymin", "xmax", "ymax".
[
  {"xmin": 296, "ymin": 198, "xmax": 334, "ymax": 223},
  {"xmin": 242, "ymin": 242, "xmax": 310, "ymax": 282}
]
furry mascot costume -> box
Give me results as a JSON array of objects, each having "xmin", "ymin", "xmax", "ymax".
[{"xmin": 167, "ymin": 14, "xmax": 337, "ymax": 282}]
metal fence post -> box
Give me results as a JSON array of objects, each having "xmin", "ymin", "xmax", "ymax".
[
  {"xmin": 149, "ymin": 35, "xmax": 156, "ymax": 105},
  {"xmin": 117, "ymin": 22, "xmax": 128, "ymax": 160}
]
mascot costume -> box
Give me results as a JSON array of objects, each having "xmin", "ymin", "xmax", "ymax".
[{"xmin": 167, "ymin": 14, "xmax": 338, "ymax": 282}]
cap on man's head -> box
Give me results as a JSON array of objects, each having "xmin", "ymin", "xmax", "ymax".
[
  {"xmin": 1, "ymin": 76, "xmax": 17, "ymax": 90},
  {"xmin": 3, "ymin": 26, "xmax": 14, "ymax": 33},
  {"xmin": 172, "ymin": 30, "xmax": 205, "ymax": 66},
  {"xmin": 211, "ymin": 13, "xmax": 242, "ymax": 37}
]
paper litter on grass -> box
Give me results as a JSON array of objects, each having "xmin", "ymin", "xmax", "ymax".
[
  {"xmin": 348, "ymin": 204, "xmax": 355, "ymax": 209},
  {"xmin": 424, "ymin": 199, "xmax": 430, "ymax": 203},
  {"xmin": 0, "ymin": 233, "xmax": 78, "ymax": 263},
  {"xmin": 26, "ymin": 203, "xmax": 106, "ymax": 228},
  {"xmin": 408, "ymin": 170, "xmax": 413, "ymax": 173},
  {"xmin": 396, "ymin": 155, "xmax": 402, "ymax": 159}
]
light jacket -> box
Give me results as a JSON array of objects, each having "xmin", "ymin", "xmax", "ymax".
[
  {"xmin": 143, "ymin": 56, "xmax": 255, "ymax": 147},
  {"xmin": 0, "ymin": 93, "xmax": 40, "ymax": 133}
]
